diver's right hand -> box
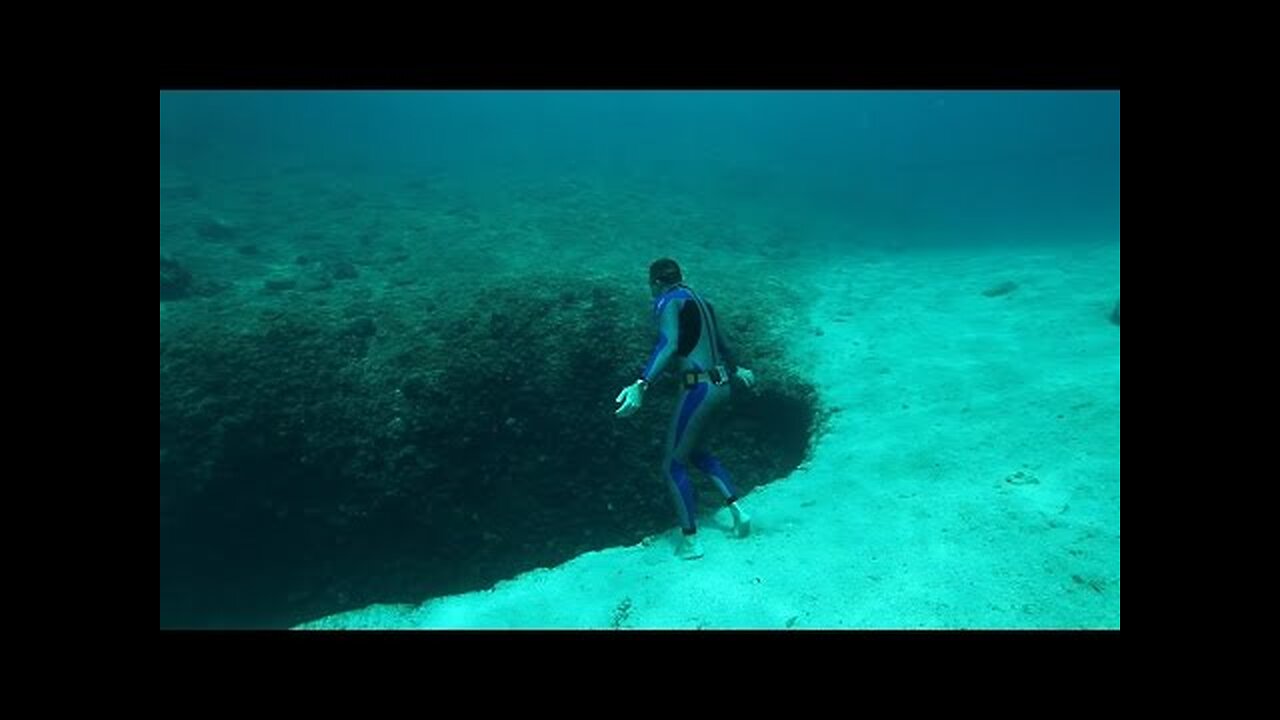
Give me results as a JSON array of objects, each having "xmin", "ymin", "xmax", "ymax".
[{"xmin": 736, "ymin": 367, "xmax": 756, "ymax": 389}]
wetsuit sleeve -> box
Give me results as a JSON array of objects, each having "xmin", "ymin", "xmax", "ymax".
[
  {"xmin": 640, "ymin": 297, "xmax": 682, "ymax": 383},
  {"xmin": 707, "ymin": 302, "xmax": 739, "ymax": 373}
]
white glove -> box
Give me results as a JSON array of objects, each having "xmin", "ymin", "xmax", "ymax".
[
  {"xmin": 615, "ymin": 380, "xmax": 645, "ymax": 417},
  {"xmin": 736, "ymin": 367, "xmax": 756, "ymax": 388}
]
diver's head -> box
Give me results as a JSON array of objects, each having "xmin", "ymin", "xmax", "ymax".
[{"xmin": 649, "ymin": 257, "xmax": 683, "ymax": 297}]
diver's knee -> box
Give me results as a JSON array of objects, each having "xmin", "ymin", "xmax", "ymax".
[
  {"xmin": 690, "ymin": 450, "xmax": 723, "ymax": 475},
  {"xmin": 669, "ymin": 453, "xmax": 695, "ymax": 477},
  {"xmin": 689, "ymin": 449, "xmax": 711, "ymax": 467}
]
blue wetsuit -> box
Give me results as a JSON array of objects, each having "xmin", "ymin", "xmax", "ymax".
[{"xmin": 639, "ymin": 284, "xmax": 742, "ymax": 534}]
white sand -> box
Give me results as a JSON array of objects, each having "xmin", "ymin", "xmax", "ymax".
[{"xmin": 297, "ymin": 239, "xmax": 1120, "ymax": 630}]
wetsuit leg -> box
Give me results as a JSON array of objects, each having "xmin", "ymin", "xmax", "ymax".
[
  {"xmin": 690, "ymin": 448, "xmax": 740, "ymax": 504},
  {"xmin": 662, "ymin": 381, "xmax": 731, "ymax": 532}
]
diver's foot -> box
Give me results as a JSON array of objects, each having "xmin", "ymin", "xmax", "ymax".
[
  {"xmin": 729, "ymin": 502, "xmax": 752, "ymax": 538},
  {"xmin": 676, "ymin": 534, "xmax": 705, "ymax": 560}
]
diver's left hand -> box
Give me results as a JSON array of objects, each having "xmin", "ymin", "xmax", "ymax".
[
  {"xmin": 615, "ymin": 381, "xmax": 645, "ymax": 417},
  {"xmin": 736, "ymin": 367, "xmax": 756, "ymax": 389}
]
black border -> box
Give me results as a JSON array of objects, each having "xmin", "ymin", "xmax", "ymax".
[
  {"xmin": 158, "ymin": 628, "xmax": 1123, "ymax": 684},
  {"xmin": 161, "ymin": 59, "xmax": 1119, "ymax": 90}
]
